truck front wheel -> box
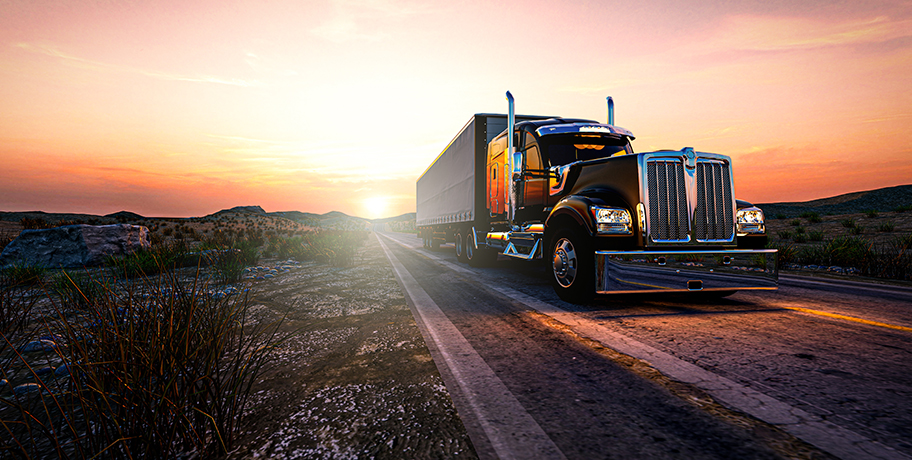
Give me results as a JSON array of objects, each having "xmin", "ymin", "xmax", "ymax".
[{"xmin": 549, "ymin": 227, "xmax": 594, "ymax": 303}]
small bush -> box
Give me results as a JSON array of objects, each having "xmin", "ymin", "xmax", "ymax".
[
  {"xmin": 774, "ymin": 213, "xmax": 786, "ymax": 220},
  {"xmin": 795, "ymin": 226, "xmax": 805, "ymax": 234},
  {"xmin": 800, "ymin": 211, "xmax": 822, "ymax": 223},
  {"xmin": 850, "ymin": 225, "xmax": 865, "ymax": 235},
  {"xmin": 808, "ymin": 231, "xmax": 825, "ymax": 242},
  {"xmin": 793, "ymin": 233, "xmax": 807, "ymax": 243},
  {"xmin": 893, "ymin": 204, "xmax": 912, "ymax": 213},
  {"xmin": 865, "ymin": 209, "xmax": 879, "ymax": 218},
  {"xmin": 790, "ymin": 219, "xmax": 802, "ymax": 227},
  {"xmin": 841, "ymin": 218, "xmax": 856, "ymax": 228},
  {"xmin": 878, "ymin": 222, "xmax": 895, "ymax": 232},
  {"xmin": 777, "ymin": 231, "xmax": 792, "ymax": 240}
]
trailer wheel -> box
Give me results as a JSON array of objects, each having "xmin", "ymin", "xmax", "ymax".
[
  {"xmin": 455, "ymin": 230, "xmax": 468, "ymax": 262},
  {"xmin": 549, "ymin": 227, "xmax": 594, "ymax": 303},
  {"xmin": 466, "ymin": 231, "xmax": 495, "ymax": 267}
]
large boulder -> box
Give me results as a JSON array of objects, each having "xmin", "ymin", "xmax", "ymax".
[{"xmin": 1, "ymin": 224, "xmax": 151, "ymax": 268}]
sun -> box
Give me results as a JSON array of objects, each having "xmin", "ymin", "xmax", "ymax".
[{"xmin": 363, "ymin": 196, "xmax": 389, "ymax": 220}]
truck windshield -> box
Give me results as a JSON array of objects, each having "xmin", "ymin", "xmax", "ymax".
[{"xmin": 542, "ymin": 134, "xmax": 631, "ymax": 166}]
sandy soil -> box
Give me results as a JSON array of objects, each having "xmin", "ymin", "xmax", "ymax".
[{"xmin": 227, "ymin": 233, "xmax": 477, "ymax": 459}]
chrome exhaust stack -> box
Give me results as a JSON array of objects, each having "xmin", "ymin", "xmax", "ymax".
[
  {"xmin": 506, "ymin": 91, "xmax": 518, "ymax": 224},
  {"xmin": 607, "ymin": 96, "xmax": 614, "ymax": 125}
]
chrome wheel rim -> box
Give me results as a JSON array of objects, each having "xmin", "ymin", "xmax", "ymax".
[
  {"xmin": 552, "ymin": 238, "xmax": 577, "ymax": 287},
  {"xmin": 455, "ymin": 233, "xmax": 463, "ymax": 257},
  {"xmin": 466, "ymin": 233, "xmax": 475, "ymax": 259}
]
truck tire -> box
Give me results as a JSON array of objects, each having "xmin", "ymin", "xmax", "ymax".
[
  {"xmin": 455, "ymin": 230, "xmax": 468, "ymax": 262},
  {"xmin": 466, "ymin": 231, "xmax": 495, "ymax": 267},
  {"xmin": 549, "ymin": 227, "xmax": 594, "ymax": 303}
]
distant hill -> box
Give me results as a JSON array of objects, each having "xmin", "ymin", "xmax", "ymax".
[
  {"xmin": 757, "ymin": 184, "xmax": 912, "ymax": 217},
  {"xmin": 370, "ymin": 212, "xmax": 416, "ymax": 224},
  {"xmin": 106, "ymin": 211, "xmax": 145, "ymax": 221},
  {"xmin": 0, "ymin": 211, "xmax": 116, "ymax": 225},
  {"xmin": 222, "ymin": 205, "xmax": 266, "ymax": 214},
  {"xmin": 268, "ymin": 210, "xmax": 370, "ymax": 229}
]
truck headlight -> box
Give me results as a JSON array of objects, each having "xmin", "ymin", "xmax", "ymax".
[
  {"xmin": 591, "ymin": 206, "xmax": 633, "ymax": 235},
  {"xmin": 737, "ymin": 207, "xmax": 765, "ymax": 235}
]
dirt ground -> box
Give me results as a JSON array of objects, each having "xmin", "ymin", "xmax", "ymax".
[{"xmin": 227, "ymin": 232, "xmax": 477, "ymax": 459}]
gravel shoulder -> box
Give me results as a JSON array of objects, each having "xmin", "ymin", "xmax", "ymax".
[{"xmin": 228, "ymin": 232, "xmax": 476, "ymax": 459}]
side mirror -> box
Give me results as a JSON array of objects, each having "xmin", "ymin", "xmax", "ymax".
[{"xmin": 511, "ymin": 151, "xmax": 523, "ymax": 174}]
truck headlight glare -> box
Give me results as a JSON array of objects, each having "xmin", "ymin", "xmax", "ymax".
[
  {"xmin": 737, "ymin": 207, "xmax": 765, "ymax": 235},
  {"xmin": 591, "ymin": 206, "xmax": 633, "ymax": 235}
]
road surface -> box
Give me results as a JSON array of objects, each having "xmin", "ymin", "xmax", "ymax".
[{"xmin": 376, "ymin": 230, "xmax": 912, "ymax": 460}]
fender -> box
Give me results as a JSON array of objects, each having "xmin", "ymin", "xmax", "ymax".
[{"xmin": 546, "ymin": 195, "xmax": 595, "ymax": 236}]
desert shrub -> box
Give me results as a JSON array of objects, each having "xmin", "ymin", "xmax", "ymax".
[
  {"xmin": 19, "ymin": 217, "xmax": 51, "ymax": 229},
  {"xmin": 777, "ymin": 231, "xmax": 791, "ymax": 240},
  {"xmin": 794, "ymin": 226, "xmax": 805, "ymax": 234},
  {"xmin": 840, "ymin": 218, "xmax": 856, "ymax": 228},
  {"xmin": 800, "ymin": 211, "xmax": 822, "ymax": 223},
  {"xmin": 894, "ymin": 204, "xmax": 912, "ymax": 213},
  {"xmin": 793, "ymin": 233, "xmax": 807, "ymax": 243},
  {"xmin": 774, "ymin": 213, "xmax": 786, "ymax": 220},
  {"xmin": 1, "ymin": 262, "xmax": 47, "ymax": 287},
  {"xmin": 878, "ymin": 222, "xmax": 895, "ymax": 232},
  {"xmin": 790, "ymin": 219, "xmax": 801, "ymax": 227},
  {"xmin": 265, "ymin": 230, "xmax": 368, "ymax": 266},
  {"xmin": 850, "ymin": 225, "xmax": 865, "ymax": 235},
  {"xmin": 808, "ymin": 231, "xmax": 825, "ymax": 242},
  {"xmin": 0, "ymin": 271, "xmax": 287, "ymax": 459},
  {"xmin": 865, "ymin": 209, "xmax": 879, "ymax": 218},
  {"xmin": 770, "ymin": 242, "xmax": 798, "ymax": 267}
]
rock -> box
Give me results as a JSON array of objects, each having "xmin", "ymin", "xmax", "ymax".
[
  {"xmin": 20, "ymin": 340, "xmax": 57, "ymax": 353},
  {"xmin": 1, "ymin": 224, "xmax": 150, "ymax": 268},
  {"xmin": 35, "ymin": 367, "xmax": 55, "ymax": 377},
  {"xmin": 13, "ymin": 383, "xmax": 43, "ymax": 396}
]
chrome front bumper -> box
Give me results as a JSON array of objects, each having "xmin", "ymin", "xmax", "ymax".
[{"xmin": 594, "ymin": 249, "xmax": 778, "ymax": 294}]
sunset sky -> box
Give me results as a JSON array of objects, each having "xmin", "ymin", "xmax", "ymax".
[{"xmin": 1, "ymin": 0, "xmax": 910, "ymax": 219}]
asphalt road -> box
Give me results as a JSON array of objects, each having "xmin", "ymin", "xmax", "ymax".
[{"xmin": 376, "ymin": 231, "xmax": 912, "ymax": 460}]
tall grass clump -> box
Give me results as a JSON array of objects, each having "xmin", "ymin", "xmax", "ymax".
[
  {"xmin": 1, "ymin": 262, "xmax": 47, "ymax": 287},
  {"xmin": 50, "ymin": 270, "xmax": 111, "ymax": 310},
  {"xmin": 795, "ymin": 235, "xmax": 912, "ymax": 280},
  {"xmin": 1, "ymin": 266, "xmax": 287, "ymax": 459},
  {"xmin": 107, "ymin": 240, "xmax": 191, "ymax": 279}
]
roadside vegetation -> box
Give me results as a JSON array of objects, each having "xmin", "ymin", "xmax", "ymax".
[
  {"xmin": 0, "ymin": 213, "xmax": 370, "ymax": 458},
  {"xmin": 766, "ymin": 210, "xmax": 912, "ymax": 281}
]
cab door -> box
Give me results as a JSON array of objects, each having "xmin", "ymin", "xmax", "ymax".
[
  {"xmin": 517, "ymin": 133, "xmax": 547, "ymax": 222},
  {"xmin": 486, "ymin": 136, "xmax": 507, "ymax": 218}
]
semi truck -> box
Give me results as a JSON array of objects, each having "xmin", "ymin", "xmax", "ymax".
[{"xmin": 416, "ymin": 92, "xmax": 777, "ymax": 302}]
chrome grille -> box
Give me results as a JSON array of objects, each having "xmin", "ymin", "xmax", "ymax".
[
  {"xmin": 694, "ymin": 160, "xmax": 734, "ymax": 241},
  {"xmin": 646, "ymin": 158, "xmax": 689, "ymax": 241}
]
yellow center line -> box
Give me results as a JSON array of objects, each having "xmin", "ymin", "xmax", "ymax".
[{"xmin": 784, "ymin": 306, "xmax": 912, "ymax": 333}]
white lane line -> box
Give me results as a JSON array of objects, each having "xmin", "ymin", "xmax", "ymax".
[
  {"xmin": 376, "ymin": 234, "xmax": 566, "ymax": 460},
  {"xmin": 379, "ymin": 232, "xmax": 911, "ymax": 460}
]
